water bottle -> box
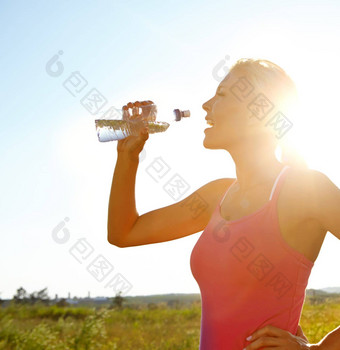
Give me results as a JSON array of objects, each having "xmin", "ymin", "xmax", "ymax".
[{"xmin": 95, "ymin": 100, "xmax": 190, "ymax": 142}]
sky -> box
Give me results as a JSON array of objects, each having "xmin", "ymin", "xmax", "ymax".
[{"xmin": 1, "ymin": 0, "xmax": 340, "ymax": 300}]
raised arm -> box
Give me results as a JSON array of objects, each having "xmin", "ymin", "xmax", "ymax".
[
  {"xmin": 114, "ymin": 177, "xmax": 233, "ymax": 248},
  {"xmin": 107, "ymin": 150, "xmax": 141, "ymax": 246},
  {"xmin": 107, "ymin": 143, "xmax": 233, "ymax": 247},
  {"xmin": 106, "ymin": 102, "xmax": 234, "ymax": 247}
]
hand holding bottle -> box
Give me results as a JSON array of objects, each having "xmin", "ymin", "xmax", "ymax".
[
  {"xmin": 116, "ymin": 100, "xmax": 152, "ymax": 161},
  {"xmin": 95, "ymin": 99, "xmax": 189, "ymax": 142},
  {"xmin": 122, "ymin": 100, "xmax": 157, "ymax": 122}
]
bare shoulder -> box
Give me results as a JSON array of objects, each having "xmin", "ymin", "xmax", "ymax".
[
  {"xmin": 289, "ymin": 167, "xmax": 340, "ymax": 236},
  {"xmin": 170, "ymin": 176, "xmax": 236, "ymax": 232},
  {"xmin": 187, "ymin": 177, "xmax": 236, "ymax": 224},
  {"xmin": 282, "ymin": 167, "xmax": 336, "ymax": 219},
  {"xmin": 283, "ymin": 167, "xmax": 319, "ymax": 200}
]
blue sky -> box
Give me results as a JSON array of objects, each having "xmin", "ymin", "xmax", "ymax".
[{"xmin": 1, "ymin": 0, "xmax": 340, "ymax": 299}]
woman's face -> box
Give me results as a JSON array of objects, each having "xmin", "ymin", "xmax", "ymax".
[{"xmin": 202, "ymin": 69, "xmax": 260, "ymax": 150}]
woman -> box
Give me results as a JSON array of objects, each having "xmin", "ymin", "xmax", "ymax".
[{"xmin": 107, "ymin": 58, "xmax": 340, "ymax": 349}]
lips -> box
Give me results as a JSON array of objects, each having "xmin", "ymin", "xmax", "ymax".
[{"xmin": 205, "ymin": 118, "xmax": 214, "ymax": 127}]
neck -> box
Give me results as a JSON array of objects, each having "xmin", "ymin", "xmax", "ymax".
[{"xmin": 228, "ymin": 141, "xmax": 283, "ymax": 191}]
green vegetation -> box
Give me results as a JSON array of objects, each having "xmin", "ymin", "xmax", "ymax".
[
  {"xmin": 0, "ymin": 295, "xmax": 339, "ymax": 349},
  {"xmin": 300, "ymin": 295, "xmax": 340, "ymax": 343}
]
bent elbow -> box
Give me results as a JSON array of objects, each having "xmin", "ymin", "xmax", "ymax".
[{"xmin": 107, "ymin": 231, "xmax": 127, "ymax": 248}]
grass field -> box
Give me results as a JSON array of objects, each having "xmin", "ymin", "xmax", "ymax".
[{"xmin": 0, "ymin": 295, "xmax": 339, "ymax": 349}]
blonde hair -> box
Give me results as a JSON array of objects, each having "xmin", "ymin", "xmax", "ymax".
[{"xmin": 229, "ymin": 58, "xmax": 308, "ymax": 169}]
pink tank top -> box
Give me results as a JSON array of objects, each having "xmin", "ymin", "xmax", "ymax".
[{"xmin": 190, "ymin": 165, "xmax": 314, "ymax": 350}]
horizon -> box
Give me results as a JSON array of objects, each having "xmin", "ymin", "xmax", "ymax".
[{"xmin": 3, "ymin": 286, "xmax": 340, "ymax": 301}]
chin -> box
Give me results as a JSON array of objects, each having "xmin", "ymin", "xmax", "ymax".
[
  {"xmin": 203, "ymin": 133, "xmax": 233, "ymax": 152},
  {"xmin": 203, "ymin": 137, "xmax": 218, "ymax": 150}
]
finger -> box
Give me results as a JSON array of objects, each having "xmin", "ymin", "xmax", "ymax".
[
  {"xmin": 140, "ymin": 127, "xmax": 149, "ymax": 137},
  {"xmin": 245, "ymin": 336, "xmax": 281, "ymax": 350},
  {"xmin": 247, "ymin": 325, "xmax": 287, "ymax": 343},
  {"xmin": 296, "ymin": 325, "xmax": 308, "ymax": 341},
  {"xmin": 296, "ymin": 325, "xmax": 302, "ymax": 336},
  {"xmin": 132, "ymin": 105, "xmax": 139, "ymax": 118},
  {"xmin": 122, "ymin": 109, "xmax": 130, "ymax": 120},
  {"xmin": 141, "ymin": 100, "xmax": 154, "ymax": 105},
  {"xmin": 122, "ymin": 104, "xmax": 130, "ymax": 119},
  {"xmin": 133, "ymin": 101, "xmax": 143, "ymax": 117}
]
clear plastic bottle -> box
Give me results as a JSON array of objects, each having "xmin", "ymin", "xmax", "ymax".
[{"xmin": 95, "ymin": 101, "xmax": 190, "ymax": 142}]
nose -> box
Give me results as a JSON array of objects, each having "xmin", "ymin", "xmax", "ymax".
[{"xmin": 202, "ymin": 99, "xmax": 210, "ymax": 112}]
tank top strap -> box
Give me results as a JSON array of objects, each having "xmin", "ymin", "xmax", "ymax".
[
  {"xmin": 219, "ymin": 178, "xmax": 237, "ymax": 206},
  {"xmin": 268, "ymin": 165, "xmax": 291, "ymax": 202},
  {"xmin": 219, "ymin": 165, "xmax": 291, "ymax": 207}
]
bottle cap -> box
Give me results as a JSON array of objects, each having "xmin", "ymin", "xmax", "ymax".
[
  {"xmin": 173, "ymin": 109, "xmax": 191, "ymax": 121},
  {"xmin": 182, "ymin": 110, "xmax": 190, "ymax": 118}
]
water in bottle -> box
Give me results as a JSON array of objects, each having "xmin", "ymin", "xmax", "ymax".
[{"xmin": 95, "ymin": 101, "xmax": 190, "ymax": 142}]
